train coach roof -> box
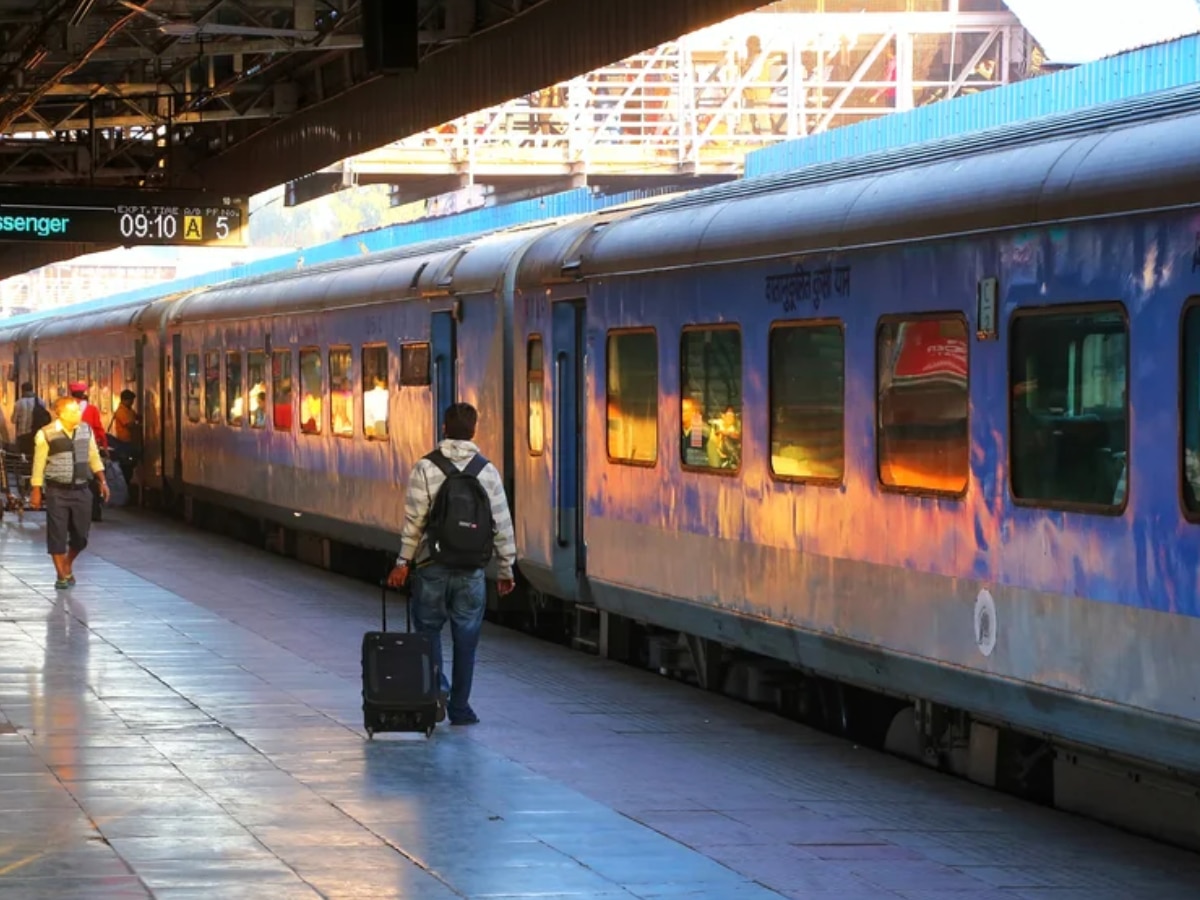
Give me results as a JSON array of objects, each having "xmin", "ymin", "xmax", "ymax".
[
  {"xmin": 31, "ymin": 292, "xmax": 193, "ymax": 342},
  {"xmin": 513, "ymin": 195, "xmax": 680, "ymax": 292},
  {"xmin": 168, "ymin": 224, "xmax": 559, "ymax": 324},
  {"xmin": 572, "ymin": 82, "xmax": 1200, "ymax": 277}
]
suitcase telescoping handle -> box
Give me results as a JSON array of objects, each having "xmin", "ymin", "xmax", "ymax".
[{"xmin": 379, "ymin": 570, "xmax": 412, "ymax": 634}]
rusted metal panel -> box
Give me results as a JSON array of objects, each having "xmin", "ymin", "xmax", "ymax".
[{"xmin": 191, "ymin": 0, "xmax": 766, "ymax": 193}]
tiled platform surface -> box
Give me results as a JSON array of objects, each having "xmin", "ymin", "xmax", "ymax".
[{"xmin": 1, "ymin": 512, "xmax": 1199, "ymax": 900}]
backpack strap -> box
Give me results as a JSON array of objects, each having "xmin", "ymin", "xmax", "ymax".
[
  {"xmin": 425, "ymin": 449, "xmax": 489, "ymax": 479},
  {"xmin": 424, "ymin": 449, "xmax": 456, "ymax": 478},
  {"xmin": 464, "ymin": 454, "xmax": 488, "ymax": 478}
]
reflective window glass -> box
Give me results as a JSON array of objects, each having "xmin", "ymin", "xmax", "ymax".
[
  {"xmin": 226, "ymin": 350, "xmax": 244, "ymax": 425},
  {"xmin": 400, "ymin": 343, "xmax": 431, "ymax": 386},
  {"xmin": 299, "ymin": 348, "xmax": 323, "ymax": 435},
  {"xmin": 877, "ymin": 316, "xmax": 969, "ymax": 493},
  {"xmin": 606, "ymin": 330, "xmax": 658, "ymax": 464},
  {"xmin": 681, "ymin": 327, "xmax": 742, "ymax": 472},
  {"xmin": 204, "ymin": 351, "xmax": 221, "ymax": 424},
  {"xmin": 770, "ymin": 323, "xmax": 844, "ymax": 481},
  {"xmin": 185, "ymin": 353, "xmax": 201, "ymax": 423},
  {"xmin": 330, "ymin": 347, "xmax": 353, "ymax": 437},
  {"xmin": 1012, "ymin": 308, "xmax": 1127, "ymax": 509},
  {"xmin": 97, "ymin": 359, "xmax": 112, "ymax": 417},
  {"xmin": 247, "ymin": 350, "xmax": 267, "ymax": 429},
  {"xmin": 272, "ymin": 350, "xmax": 293, "ymax": 431},
  {"xmin": 362, "ymin": 345, "xmax": 389, "ymax": 439},
  {"xmin": 528, "ymin": 336, "xmax": 544, "ymax": 454}
]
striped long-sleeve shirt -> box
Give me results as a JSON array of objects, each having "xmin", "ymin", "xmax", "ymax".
[{"xmin": 398, "ymin": 439, "xmax": 517, "ymax": 580}]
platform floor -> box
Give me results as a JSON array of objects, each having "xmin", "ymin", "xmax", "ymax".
[{"xmin": 1, "ymin": 510, "xmax": 1199, "ymax": 900}]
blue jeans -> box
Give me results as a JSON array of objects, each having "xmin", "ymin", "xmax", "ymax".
[{"xmin": 410, "ymin": 564, "xmax": 486, "ymax": 718}]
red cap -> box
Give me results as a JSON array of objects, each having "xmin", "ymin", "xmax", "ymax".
[{"xmin": 68, "ymin": 381, "xmax": 87, "ymax": 393}]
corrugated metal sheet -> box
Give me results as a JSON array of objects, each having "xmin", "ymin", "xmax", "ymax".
[
  {"xmin": 191, "ymin": 0, "xmax": 767, "ymax": 194},
  {"xmin": 746, "ymin": 31, "xmax": 1200, "ymax": 178},
  {"xmin": 0, "ymin": 186, "xmax": 671, "ymax": 332}
]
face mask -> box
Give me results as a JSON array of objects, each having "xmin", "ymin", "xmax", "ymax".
[{"xmin": 59, "ymin": 407, "xmax": 82, "ymax": 430}]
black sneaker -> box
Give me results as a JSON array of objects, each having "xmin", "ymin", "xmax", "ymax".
[{"xmin": 449, "ymin": 709, "xmax": 480, "ymax": 726}]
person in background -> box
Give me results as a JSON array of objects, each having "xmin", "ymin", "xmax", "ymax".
[
  {"xmin": 364, "ymin": 374, "xmax": 389, "ymax": 438},
  {"xmin": 252, "ymin": 391, "xmax": 268, "ymax": 429},
  {"xmin": 110, "ymin": 390, "xmax": 139, "ymax": 444},
  {"xmin": 108, "ymin": 390, "xmax": 140, "ymax": 486},
  {"xmin": 30, "ymin": 398, "xmax": 109, "ymax": 590},
  {"xmin": 67, "ymin": 382, "xmax": 108, "ymax": 452},
  {"xmin": 13, "ymin": 382, "xmax": 49, "ymax": 458},
  {"xmin": 68, "ymin": 382, "xmax": 108, "ymax": 521}
]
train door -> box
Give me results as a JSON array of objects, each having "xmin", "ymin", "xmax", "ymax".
[
  {"xmin": 431, "ymin": 310, "xmax": 457, "ymax": 438},
  {"xmin": 169, "ymin": 333, "xmax": 183, "ymax": 486},
  {"xmin": 551, "ymin": 300, "xmax": 586, "ymax": 585}
]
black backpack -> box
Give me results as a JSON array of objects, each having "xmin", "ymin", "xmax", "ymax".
[
  {"xmin": 30, "ymin": 400, "xmax": 51, "ymax": 433},
  {"xmin": 424, "ymin": 450, "xmax": 494, "ymax": 569}
]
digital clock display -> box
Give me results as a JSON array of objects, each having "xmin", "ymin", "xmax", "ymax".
[{"xmin": 0, "ymin": 187, "xmax": 248, "ymax": 247}]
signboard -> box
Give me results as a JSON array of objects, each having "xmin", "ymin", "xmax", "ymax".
[{"xmin": 0, "ymin": 187, "xmax": 248, "ymax": 247}]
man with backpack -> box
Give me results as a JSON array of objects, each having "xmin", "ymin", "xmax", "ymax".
[
  {"xmin": 386, "ymin": 403, "xmax": 516, "ymax": 726},
  {"xmin": 13, "ymin": 382, "xmax": 50, "ymax": 457}
]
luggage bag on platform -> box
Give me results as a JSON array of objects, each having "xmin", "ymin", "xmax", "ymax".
[{"xmin": 362, "ymin": 580, "xmax": 441, "ymax": 739}]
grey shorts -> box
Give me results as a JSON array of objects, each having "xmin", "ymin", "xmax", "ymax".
[{"xmin": 45, "ymin": 483, "xmax": 92, "ymax": 555}]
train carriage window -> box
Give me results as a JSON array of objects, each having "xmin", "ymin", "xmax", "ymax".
[
  {"xmin": 98, "ymin": 360, "xmax": 112, "ymax": 417},
  {"xmin": 528, "ymin": 335, "xmax": 544, "ymax": 455},
  {"xmin": 86, "ymin": 362, "xmax": 100, "ymax": 414},
  {"xmin": 1183, "ymin": 303, "xmax": 1200, "ymax": 514},
  {"xmin": 400, "ymin": 343, "xmax": 431, "ymax": 386},
  {"xmin": 56, "ymin": 362, "xmax": 66, "ymax": 398},
  {"xmin": 770, "ymin": 322, "xmax": 845, "ymax": 482},
  {"xmin": 681, "ymin": 326, "xmax": 742, "ymax": 472},
  {"xmin": 226, "ymin": 350, "xmax": 244, "ymax": 426},
  {"xmin": 247, "ymin": 351, "xmax": 267, "ymax": 429},
  {"xmin": 362, "ymin": 345, "xmax": 389, "ymax": 440},
  {"xmin": 67, "ymin": 360, "xmax": 77, "ymax": 389},
  {"xmin": 272, "ymin": 349, "xmax": 293, "ymax": 431},
  {"xmin": 185, "ymin": 353, "xmax": 201, "ymax": 423},
  {"xmin": 109, "ymin": 359, "xmax": 120, "ymax": 414},
  {"xmin": 1012, "ymin": 307, "xmax": 1128, "ymax": 510},
  {"xmin": 204, "ymin": 351, "xmax": 221, "ymax": 424},
  {"xmin": 877, "ymin": 315, "xmax": 969, "ymax": 494},
  {"xmin": 606, "ymin": 329, "xmax": 658, "ymax": 465},
  {"xmin": 329, "ymin": 347, "xmax": 353, "ymax": 438},
  {"xmin": 299, "ymin": 348, "xmax": 323, "ymax": 435}
]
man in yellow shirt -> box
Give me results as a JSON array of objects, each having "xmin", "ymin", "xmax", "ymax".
[
  {"xmin": 30, "ymin": 398, "xmax": 109, "ymax": 590},
  {"xmin": 110, "ymin": 390, "xmax": 139, "ymax": 444}
]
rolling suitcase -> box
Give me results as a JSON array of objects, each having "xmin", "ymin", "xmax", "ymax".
[{"xmin": 362, "ymin": 579, "xmax": 441, "ymax": 739}]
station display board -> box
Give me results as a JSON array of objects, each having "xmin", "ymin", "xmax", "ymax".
[{"xmin": 0, "ymin": 187, "xmax": 248, "ymax": 246}]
